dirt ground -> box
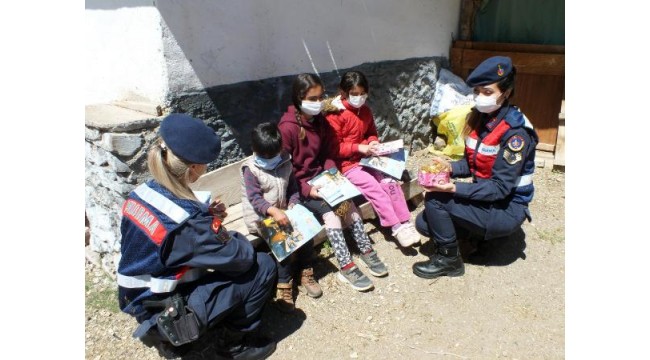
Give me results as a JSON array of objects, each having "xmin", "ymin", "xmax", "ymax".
[{"xmin": 85, "ymin": 162, "xmax": 564, "ymax": 360}]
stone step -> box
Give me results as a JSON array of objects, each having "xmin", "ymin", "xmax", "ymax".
[{"xmin": 85, "ymin": 104, "xmax": 162, "ymax": 132}]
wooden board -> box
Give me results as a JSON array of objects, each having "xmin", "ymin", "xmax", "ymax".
[
  {"xmin": 190, "ymin": 156, "xmax": 251, "ymax": 208},
  {"xmin": 554, "ymin": 100, "xmax": 565, "ymax": 168},
  {"xmin": 450, "ymin": 41, "xmax": 565, "ymax": 150}
]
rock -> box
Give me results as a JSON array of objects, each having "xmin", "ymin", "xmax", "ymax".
[
  {"xmin": 99, "ymin": 133, "xmax": 143, "ymax": 156},
  {"xmin": 85, "ymin": 246, "xmax": 102, "ymax": 267}
]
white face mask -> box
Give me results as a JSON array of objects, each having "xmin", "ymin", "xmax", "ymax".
[
  {"xmin": 474, "ymin": 94, "xmax": 502, "ymax": 114},
  {"xmin": 347, "ymin": 94, "xmax": 367, "ymax": 108},
  {"xmin": 301, "ymin": 100, "xmax": 323, "ymax": 116}
]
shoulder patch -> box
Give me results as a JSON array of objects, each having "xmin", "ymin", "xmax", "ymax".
[
  {"xmin": 507, "ymin": 135, "xmax": 525, "ymax": 152},
  {"xmin": 503, "ymin": 148, "xmax": 523, "ymax": 165}
]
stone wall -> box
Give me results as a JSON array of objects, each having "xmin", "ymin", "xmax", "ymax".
[{"xmin": 85, "ymin": 56, "xmax": 445, "ymax": 274}]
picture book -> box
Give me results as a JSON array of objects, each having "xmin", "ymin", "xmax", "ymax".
[
  {"xmin": 255, "ymin": 204, "xmax": 321, "ymax": 262},
  {"xmin": 359, "ymin": 149, "xmax": 409, "ymax": 180},
  {"xmin": 373, "ymin": 139, "xmax": 404, "ymax": 156},
  {"xmin": 307, "ymin": 168, "xmax": 361, "ymax": 207}
]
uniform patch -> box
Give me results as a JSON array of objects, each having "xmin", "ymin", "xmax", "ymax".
[
  {"xmin": 507, "ymin": 135, "xmax": 525, "ymax": 152},
  {"xmin": 503, "ymin": 149, "xmax": 523, "ymax": 165},
  {"xmin": 486, "ymin": 117, "xmax": 499, "ymax": 131},
  {"xmin": 211, "ymin": 217, "xmax": 231, "ymax": 242}
]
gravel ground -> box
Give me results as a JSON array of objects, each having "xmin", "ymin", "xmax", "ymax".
[{"xmin": 85, "ymin": 159, "xmax": 565, "ymax": 360}]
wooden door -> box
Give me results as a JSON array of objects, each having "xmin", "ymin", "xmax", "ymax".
[{"xmin": 450, "ymin": 41, "xmax": 565, "ymax": 151}]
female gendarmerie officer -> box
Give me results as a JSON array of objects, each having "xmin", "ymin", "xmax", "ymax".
[
  {"xmin": 412, "ymin": 56, "xmax": 538, "ymax": 279},
  {"xmin": 117, "ymin": 114, "xmax": 277, "ymax": 360}
]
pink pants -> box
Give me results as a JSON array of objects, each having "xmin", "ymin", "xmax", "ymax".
[{"xmin": 344, "ymin": 166, "xmax": 411, "ymax": 227}]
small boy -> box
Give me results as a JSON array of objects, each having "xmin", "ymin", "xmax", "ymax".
[{"xmin": 240, "ymin": 122, "xmax": 322, "ymax": 312}]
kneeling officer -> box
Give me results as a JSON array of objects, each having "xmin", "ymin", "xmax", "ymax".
[{"xmin": 117, "ymin": 113, "xmax": 277, "ymax": 359}]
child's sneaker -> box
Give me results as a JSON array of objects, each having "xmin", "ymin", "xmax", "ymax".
[
  {"xmin": 337, "ymin": 265, "xmax": 374, "ymax": 291},
  {"xmin": 360, "ymin": 250, "xmax": 388, "ymax": 277},
  {"xmin": 392, "ymin": 223, "xmax": 420, "ymax": 247}
]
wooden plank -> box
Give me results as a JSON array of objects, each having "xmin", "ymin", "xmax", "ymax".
[
  {"xmin": 459, "ymin": 49, "xmax": 564, "ymax": 76},
  {"xmin": 450, "ymin": 48, "xmax": 465, "ymax": 78},
  {"xmin": 554, "ymin": 100, "xmax": 566, "ymax": 168},
  {"xmin": 190, "ymin": 156, "xmax": 251, "ymax": 207},
  {"xmin": 453, "ymin": 40, "xmax": 565, "ymax": 54},
  {"xmin": 222, "ymin": 203, "xmax": 243, "ymax": 226},
  {"xmin": 536, "ymin": 143, "xmax": 555, "ymax": 152}
]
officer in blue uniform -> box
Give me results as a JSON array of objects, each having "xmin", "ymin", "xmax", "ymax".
[
  {"xmin": 117, "ymin": 113, "xmax": 277, "ymax": 359},
  {"xmin": 412, "ymin": 56, "xmax": 539, "ymax": 279}
]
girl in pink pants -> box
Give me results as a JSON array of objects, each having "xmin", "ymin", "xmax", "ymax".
[{"xmin": 323, "ymin": 71, "xmax": 420, "ymax": 247}]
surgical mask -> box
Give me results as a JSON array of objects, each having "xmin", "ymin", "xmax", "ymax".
[
  {"xmin": 301, "ymin": 100, "xmax": 323, "ymax": 116},
  {"xmin": 474, "ymin": 94, "xmax": 502, "ymax": 114},
  {"xmin": 254, "ymin": 153, "xmax": 283, "ymax": 170},
  {"xmin": 347, "ymin": 94, "xmax": 367, "ymax": 108}
]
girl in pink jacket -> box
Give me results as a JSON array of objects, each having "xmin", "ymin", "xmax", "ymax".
[{"xmin": 324, "ymin": 71, "xmax": 420, "ymax": 247}]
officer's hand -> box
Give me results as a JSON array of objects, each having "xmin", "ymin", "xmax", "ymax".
[
  {"xmin": 422, "ymin": 182, "xmax": 456, "ymax": 193},
  {"xmin": 309, "ymin": 185, "xmax": 322, "ymax": 199}
]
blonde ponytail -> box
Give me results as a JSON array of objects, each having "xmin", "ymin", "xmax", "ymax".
[{"xmin": 147, "ymin": 138, "xmax": 199, "ymax": 201}]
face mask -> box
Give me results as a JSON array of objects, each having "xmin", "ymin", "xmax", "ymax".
[
  {"xmin": 347, "ymin": 94, "xmax": 367, "ymax": 108},
  {"xmin": 301, "ymin": 100, "xmax": 323, "ymax": 116},
  {"xmin": 254, "ymin": 153, "xmax": 283, "ymax": 170},
  {"xmin": 474, "ymin": 93, "xmax": 502, "ymax": 114}
]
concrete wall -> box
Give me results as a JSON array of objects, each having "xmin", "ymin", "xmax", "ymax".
[
  {"xmin": 157, "ymin": 0, "xmax": 461, "ymax": 94},
  {"xmin": 86, "ymin": 0, "xmax": 461, "ymax": 105},
  {"xmin": 85, "ymin": 1, "xmax": 168, "ymax": 105}
]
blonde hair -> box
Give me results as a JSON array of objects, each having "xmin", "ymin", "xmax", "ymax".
[{"xmin": 147, "ymin": 138, "xmax": 199, "ymax": 201}]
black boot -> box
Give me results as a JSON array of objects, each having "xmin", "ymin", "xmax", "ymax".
[
  {"xmin": 413, "ymin": 243, "xmax": 465, "ymax": 279},
  {"xmin": 214, "ymin": 327, "xmax": 277, "ymax": 360}
]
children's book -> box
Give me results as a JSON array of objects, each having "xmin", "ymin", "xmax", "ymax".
[
  {"xmin": 373, "ymin": 139, "xmax": 404, "ymax": 156},
  {"xmin": 307, "ymin": 168, "xmax": 361, "ymax": 207},
  {"xmin": 359, "ymin": 149, "xmax": 409, "ymax": 180},
  {"xmin": 255, "ymin": 204, "xmax": 321, "ymax": 262}
]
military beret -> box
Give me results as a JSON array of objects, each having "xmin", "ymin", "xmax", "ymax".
[
  {"xmin": 466, "ymin": 56, "xmax": 513, "ymax": 87},
  {"xmin": 159, "ymin": 113, "xmax": 221, "ymax": 164}
]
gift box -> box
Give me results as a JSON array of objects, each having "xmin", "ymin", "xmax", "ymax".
[{"xmin": 418, "ymin": 164, "xmax": 450, "ymax": 186}]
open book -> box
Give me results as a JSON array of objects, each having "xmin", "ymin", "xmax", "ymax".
[
  {"xmin": 360, "ymin": 149, "xmax": 409, "ymax": 180},
  {"xmin": 307, "ymin": 168, "xmax": 361, "ymax": 207},
  {"xmin": 373, "ymin": 139, "xmax": 404, "ymax": 156},
  {"xmin": 255, "ymin": 204, "xmax": 321, "ymax": 262}
]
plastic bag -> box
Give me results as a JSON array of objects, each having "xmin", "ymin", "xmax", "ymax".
[
  {"xmin": 428, "ymin": 105, "xmax": 473, "ymax": 161},
  {"xmin": 429, "ymin": 69, "xmax": 474, "ymax": 117}
]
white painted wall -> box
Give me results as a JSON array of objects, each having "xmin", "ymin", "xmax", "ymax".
[
  {"xmin": 85, "ymin": 3, "xmax": 168, "ymax": 105},
  {"xmin": 86, "ymin": 0, "xmax": 461, "ymax": 104},
  {"xmin": 158, "ymin": 0, "xmax": 461, "ymax": 93}
]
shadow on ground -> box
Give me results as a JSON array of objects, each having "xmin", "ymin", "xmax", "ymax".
[{"xmin": 417, "ymin": 226, "xmax": 527, "ymax": 267}]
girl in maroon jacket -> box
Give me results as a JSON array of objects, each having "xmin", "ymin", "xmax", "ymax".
[
  {"xmin": 323, "ymin": 71, "xmax": 420, "ymax": 248},
  {"xmin": 278, "ymin": 73, "xmax": 388, "ymax": 292}
]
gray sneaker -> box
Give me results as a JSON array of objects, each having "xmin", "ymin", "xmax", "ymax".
[
  {"xmin": 337, "ymin": 265, "xmax": 374, "ymax": 291},
  {"xmin": 360, "ymin": 250, "xmax": 389, "ymax": 277}
]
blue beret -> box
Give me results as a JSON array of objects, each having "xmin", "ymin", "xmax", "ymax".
[
  {"xmin": 159, "ymin": 113, "xmax": 221, "ymax": 164},
  {"xmin": 466, "ymin": 56, "xmax": 513, "ymax": 87}
]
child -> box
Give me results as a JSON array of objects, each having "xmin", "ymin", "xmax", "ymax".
[
  {"xmin": 277, "ymin": 73, "xmax": 388, "ymax": 292},
  {"xmin": 323, "ymin": 70, "xmax": 420, "ymax": 247},
  {"xmin": 241, "ymin": 122, "xmax": 322, "ymax": 312}
]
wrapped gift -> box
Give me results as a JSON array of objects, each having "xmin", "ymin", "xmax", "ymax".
[{"xmin": 418, "ymin": 163, "xmax": 450, "ymax": 186}]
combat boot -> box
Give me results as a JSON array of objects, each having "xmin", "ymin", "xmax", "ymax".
[
  {"xmin": 412, "ymin": 243, "xmax": 465, "ymax": 279},
  {"xmin": 214, "ymin": 327, "xmax": 276, "ymax": 360}
]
